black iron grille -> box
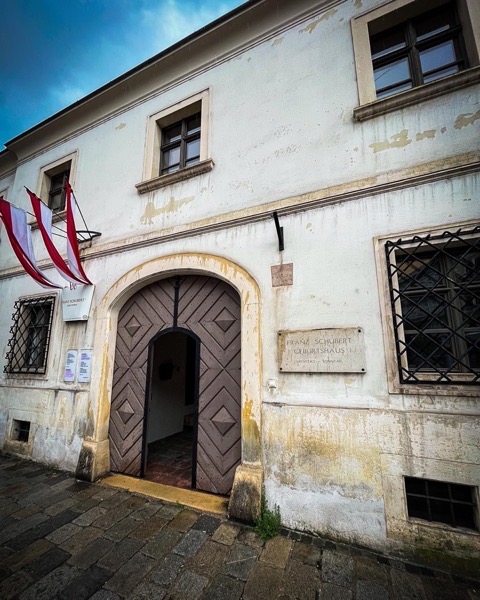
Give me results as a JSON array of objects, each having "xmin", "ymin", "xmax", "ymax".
[
  {"xmin": 385, "ymin": 226, "xmax": 480, "ymax": 384},
  {"xmin": 405, "ymin": 477, "xmax": 477, "ymax": 530},
  {"xmin": 5, "ymin": 296, "xmax": 56, "ymax": 374}
]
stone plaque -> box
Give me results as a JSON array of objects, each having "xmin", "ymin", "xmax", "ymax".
[
  {"xmin": 278, "ymin": 327, "xmax": 366, "ymax": 373},
  {"xmin": 271, "ymin": 263, "xmax": 293, "ymax": 287}
]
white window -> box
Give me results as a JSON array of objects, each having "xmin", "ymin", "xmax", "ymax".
[
  {"xmin": 137, "ymin": 89, "xmax": 213, "ymax": 193},
  {"xmin": 352, "ymin": 0, "xmax": 480, "ymax": 119}
]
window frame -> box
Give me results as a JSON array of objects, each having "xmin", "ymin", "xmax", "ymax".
[
  {"xmin": 370, "ymin": 3, "xmax": 468, "ymax": 99},
  {"xmin": 4, "ymin": 295, "xmax": 56, "ymax": 376},
  {"xmin": 160, "ymin": 112, "xmax": 201, "ymax": 175},
  {"xmin": 386, "ymin": 234, "xmax": 480, "ymax": 384},
  {"xmin": 47, "ymin": 169, "xmax": 70, "ymax": 212},
  {"xmin": 137, "ymin": 89, "xmax": 213, "ymax": 194},
  {"xmin": 351, "ymin": 0, "xmax": 480, "ymax": 120},
  {"xmin": 35, "ymin": 152, "xmax": 78, "ymax": 222},
  {"xmin": 375, "ymin": 221, "xmax": 480, "ymax": 397}
]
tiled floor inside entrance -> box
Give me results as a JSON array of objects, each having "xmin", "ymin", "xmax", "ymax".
[{"xmin": 144, "ymin": 428, "xmax": 193, "ymax": 489}]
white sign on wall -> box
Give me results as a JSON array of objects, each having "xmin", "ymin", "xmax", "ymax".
[
  {"xmin": 62, "ymin": 285, "xmax": 95, "ymax": 321},
  {"xmin": 64, "ymin": 350, "xmax": 78, "ymax": 382},
  {"xmin": 78, "ymin": 349, "xmax": 93, "ymax": 383}
]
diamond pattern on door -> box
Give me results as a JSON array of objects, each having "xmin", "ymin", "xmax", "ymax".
[
  {"xmin": 211, "ymin": 405, "xmax": 236, "ymax": 435},
  {"xmin": 109, "ymin": 279, "xmax": 176, "ymax": 475},
  {"xmin": 108, "ymin": 275, "xmax": 241, "ymax": 494}
]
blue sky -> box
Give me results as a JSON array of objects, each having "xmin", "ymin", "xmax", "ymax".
[{"xmin": 0, "ymin": 0, "xmax": 244, "ymax": 147}]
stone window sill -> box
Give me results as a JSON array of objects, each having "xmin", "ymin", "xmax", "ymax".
[
  {"xmin": 353, "ymin": 66, "xmax": 480, "ymax": 122},
  {"xmin": 136, "ymin": 159, "xmax": 214, "ymax": 194}
]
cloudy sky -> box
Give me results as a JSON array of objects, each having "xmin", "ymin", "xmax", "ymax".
[{"xmin": 0, "ymin": 0, "xmax": 244, "ymax": 147}]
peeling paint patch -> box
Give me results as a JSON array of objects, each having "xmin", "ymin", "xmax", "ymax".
[
  {"xmin": 115, "ymin": 123, "xmax": 126, "ymax": 130},
  {"xmin": 231, "ymin": 180, "xmax": 253, "ymax": 192},
  {"xmin": 272, "ymin": 37, "xmax": 283, "ymax": 46},
  {"xmin": 415, "ymin": 129, "xmax": 436, "ymax": 141},
  {"xmin": 273, "ymin": 125, "xmax": 292, "ymax": 138},
  {"xmin": 274, "ymin": 144, "xmax": 299, "ymax": 158},
  {"xmin": 441, "ymin": 127, "xmax": 447, "ymax": 133},
  {"xmin": 369, "ymin": 130, "xmax": 412, "ymax": 153},
  {"xmin": 454, "ymin": 109, "xmax": 480, "ymax": 129},
  {"xmin": 299, "ymin": 8, "xmax": 337, "ymax": 33},
  {"xmin": 354, "ymin": 0, "xmax": 363, "ymax": 7},
  {"xmin": 141, "ymin": 195, "xmax": 194, "ymax": 225}
]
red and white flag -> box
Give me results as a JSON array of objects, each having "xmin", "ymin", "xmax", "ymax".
[
  {"xmin": 65, "ymin": 182, "xmax": 92, "ymax": 285},
  {"xmin": 26, "ymin": 188, "xmax": 90, "ymax": 286},
  {"xmin": 0, "ymin": 198, "xmax": 62, "ymax": 289}
]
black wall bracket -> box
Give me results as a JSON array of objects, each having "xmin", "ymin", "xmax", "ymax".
[{"xmin": 272, "ymin": 211, "xmax": 284, "ymax": 252}]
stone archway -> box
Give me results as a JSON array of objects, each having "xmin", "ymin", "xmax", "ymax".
[{"xmin": 77, "ymin": 253, "xmax": 262, "ymax": 521}]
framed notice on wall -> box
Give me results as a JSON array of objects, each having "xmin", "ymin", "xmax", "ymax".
[
  {"xmin": 64, "ymin": 350, "xmax": 78, "ymax": 382},
  {"xmin": 78, "ymin": 349, "xmax": 92, "ymax": 383}
]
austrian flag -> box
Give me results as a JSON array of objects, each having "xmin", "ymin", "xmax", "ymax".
[
  {"xmin": 0, "ymin": 198, "xmax": 61, "ymax": 289},
  {"xmin": 65, "ymin": 182, "xmax": 92, "ymax": 286},
  {"xmin": 0, "ymin": 183, "xmax": 92, "ymax": 290},
  {"xmin": 27, "ymin": 187, "xmax": 91, "ymax": 286}
]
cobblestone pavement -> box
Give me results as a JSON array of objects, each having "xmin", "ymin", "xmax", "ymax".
[{"xmin": 0, "ymin": 455, "xmax": 478, "ymax": 600}]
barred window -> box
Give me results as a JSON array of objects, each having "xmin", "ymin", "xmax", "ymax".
[
  {"xmin": 5, "ymin": 296, "xmax": 56, "ymax": 374},
  {"xmin": 385, "ymin": 227, "xmax": 480, "ymax": 384}
]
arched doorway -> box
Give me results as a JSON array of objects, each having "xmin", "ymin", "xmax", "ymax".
[
  {"xmin": 144, "ymin": 328, "xmax": 199, "ymax": 489},
  {"xmin": 108, "ymin": 274, "xmax": 241, "ymax": 495}
]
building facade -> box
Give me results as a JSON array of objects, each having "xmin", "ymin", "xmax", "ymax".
[{"xmin": 0, "ymin": 0, "xmax": 479, "ymax": 572}]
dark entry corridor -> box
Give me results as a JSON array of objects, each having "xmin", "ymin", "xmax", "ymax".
[{"xmin": 144, "ymin": 428, "xmax": 193, "ymax": 489}]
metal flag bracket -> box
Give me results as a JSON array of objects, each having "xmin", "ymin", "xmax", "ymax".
[
  {"xmin": 75, "ymin": 229, "xmax": 102, "ymax": 243},
  {"xmin": 272, "ymin": 211, "xmax": 284, "ymax": 252}
]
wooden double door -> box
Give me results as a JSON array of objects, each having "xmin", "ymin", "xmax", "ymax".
[{"xmin": 108, "ymin": 275, "xmax": 241, "ymax": 495}]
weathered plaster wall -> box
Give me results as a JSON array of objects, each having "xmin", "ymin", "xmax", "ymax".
[
  {"xmin": 1, "ymin": 0, "xmax": 479, "ymax": 268},
  {"xmin": 0, "ymin": 0, "xmax": 479, "ymax": 568}
]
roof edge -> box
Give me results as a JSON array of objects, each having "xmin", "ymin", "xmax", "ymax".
[{"xmin": 5, "ymin": 0, "xmax": 263, "ymax": 148}]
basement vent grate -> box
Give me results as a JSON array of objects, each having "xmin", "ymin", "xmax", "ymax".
[
  {"xmin": 12, "ymin": 420, "xmax": 31, "ymax": 443},
  {"xmin": 405, "ymin": 477, "xmax": 478, "ymax": 530}
]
